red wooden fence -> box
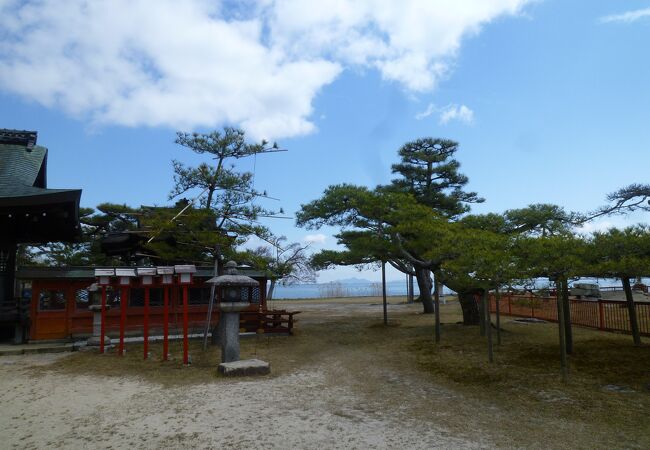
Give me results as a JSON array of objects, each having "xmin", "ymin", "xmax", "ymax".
[{"xmin": 488, "ymin": 293, "xmax": 650, "ymax": 337}]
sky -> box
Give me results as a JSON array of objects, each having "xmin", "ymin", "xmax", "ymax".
[{"xmin": 1, "ymin": 0, "xmax": 650, "ymax": 282}]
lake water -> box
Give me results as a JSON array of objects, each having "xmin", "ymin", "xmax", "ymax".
[
  {"xmin": 272, "ymin": 280, "xmax": 452, "ymax": 299},
  {"xmin": 270, "ymin": 277, "xmax": 639, "ymax": 300}
]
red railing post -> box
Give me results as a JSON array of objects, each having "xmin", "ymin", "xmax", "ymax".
[
  {"xmin": 100, "ymin": 286, "xmax": 107, "ymax": 354},
  {"xmin": 183, "ymin": 285, "xmax": 189, "ymax": 365},
  {"xmin": 119, "ymin": 286, "xmax": 127, "ymax": 355},
  {"xmin": 598, "ymin": 300, "xmax": 605, "ymax": 330},
  {"xmin": 163, "ymin": 286, "xmax": 169, "ymax": 361},
  {"xmin": 508, "ymin": 294, "xmax": 512, "ymax": 315},
  {"xmin": 143, "ymin": 287, "xmax": 149, "ymax": 359}
]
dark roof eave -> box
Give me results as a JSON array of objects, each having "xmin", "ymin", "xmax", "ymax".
[
  {"xmin": 0, "ymin": 188, "xmax": 81, "ymax": 207},
  {"xmin": 16, "ymin": 266, "xmax": 268, "ymax": 280}
]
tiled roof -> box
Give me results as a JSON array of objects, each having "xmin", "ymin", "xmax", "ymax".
[
  {"xmin": 0, "ymin": 129, "xmax": 81, "ymax": 202},
  {"xmin": 0, "ymin": 143, "xmax": 48, "ymax": 193},
  {"xmin": 0, "ymin": 128, "xmax": 82, "ymax": 243}
]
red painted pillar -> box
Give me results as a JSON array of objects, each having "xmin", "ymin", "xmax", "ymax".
[
  {"xmin": 183, "ymin": 285, "xmax": 189, "ymax": 365},
  {"xmin": 100, "ymin": 286, "xmax": 107, "ymax": 354},
  {"xmin": 144, "ymin": 287, "xmax": 150, "ymax": 359},
  {"xmin": 163, "ymin": 286, "xmax": 169, "ymax": 361},
  {"xmin": 508, "ymin": 294, "xmax": 512, "ymax": 315},
  {"xmin": 119, "ymin": 286, "xmax": 127, "ymax": 356}
]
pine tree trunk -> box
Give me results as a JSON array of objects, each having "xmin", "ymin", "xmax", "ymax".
[
  {"xmin": 457, "ymin": 290, "xmax": 481, "ymax": 325},
  {"xmin": 556, "ymin": 278, "xmax": 569, "ymax": 381},
  {"xmin": 267, "ymin": 279, "xmax": 276, "ymax": 302},
  {"xmin": 415, "ymin": 267, "xmax": 434, "ymax": 314},
  {"xmin": 560, "ymin": 275, "xmax": 573, "ymax": 355},
  {"xmin": 621, "ymin": 276, "xmax": 642, "ymax": 346}
]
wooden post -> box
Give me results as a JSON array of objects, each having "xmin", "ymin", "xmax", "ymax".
[
  {"xmin": 495, "ymin": 286, "xmax": 502, "ymax": 346},
  {"xmin": 202, "ymin": 257, "xmax": 219, "ymax": 350},
  {"xmin": 433, "ymin": 273, "xmax": 440, "ymax": 343},
  {"xmin": 100, "ymin": 286, "xmax": 107, "ymax": 354},
  {"xmin": 119, "ymin": 286, "xmax": 127, "ymax": 356},
  {"xmin": 143, "ymin": 287, "xmax": 149, "ymax": 359},
  {"xmin": 561, "ymin": 275, "xmax": 573, "ymax": 355},
  {"xmin": 531, "ymin": 296, "xmax": 535, "ymax": 318},
  {"xmin": 478, "ymin": 293, "xmax": 486, "ymax": 336},
  {"xmin": 483, "ymin": 290, "xmax": 493, "ymax": 363},
  {"xmin": 382, "ymin": 261, "xmax": 388, "ymax": 326},
  {"xmin": 508, "ymin": 294, "xmax": 512, "ymax": 315},
  {"xmin": 598, "ymin": 299, "xmax": 605, "ymax": 330},
  {"xmin": 405, "ymin": 274, "xmax": 409, "ymax": 303},
  {"xmin": 556, "ymin": 278, "xmax": 569, "ymax": 381},
  {"xmin": 183, "ymin": 285, "xmax": 189, "ymax": 365},
  {"xmin": 621, "ymin": 276, "xmax": 642, "ymax": 346},
  {"xmin": 163, "ymin": 286, "xmax": 169, "ymax": 361}
]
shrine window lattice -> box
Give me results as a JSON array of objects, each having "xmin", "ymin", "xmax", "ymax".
[
  {"xmin": 39, "ymin": 290, "xmax": 66, "ymax": 311},
  {"xmin": 75, "ymin": 287, "xmax": 121, "ymax": 310}
]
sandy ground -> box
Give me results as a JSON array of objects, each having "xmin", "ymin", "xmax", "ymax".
[
  {"xmin": 0, "ymin": 301, "xmax": 484, "ymax": 450},
  {"xmin": 2, "ymin": 297, "xmax": 648, "ymax": 449}
]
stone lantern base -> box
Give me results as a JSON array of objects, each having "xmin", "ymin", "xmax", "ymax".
[
  {"xmin": 86, "ymin": 335, "xmax": 112, "ymax": 347},
  {"xmin": 218, "ymin": 359, "xmax": 270, "ymax": 377},
  {"xmin": 86, "ymin": 304, "xmax": 112, "ymax": 347}
]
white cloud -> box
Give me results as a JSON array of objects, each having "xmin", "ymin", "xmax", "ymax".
[
  {"xmin": 439, "ymin": 104, "xmax": 474, "ymax": 125},
  {"xmin": 416, "ymin": 102, "xmax": 474, "ymax": 124},
  {"xmin": 577, "ymin": 220, "xmax": 616, "ymax": 234},
  {"xmin": 265, "ymin": 0, "xmax": 531, "ymax": 92},
  {"xmin": 599, "ymin": 8, "xmax": 650, "ymax": 24},
  {"xmin": 415, "ymin": 103, "xmax": 437, "ymax": 120},
  {"xmin": 0, "ymin": 0, "xmax": 530, "ymax": 138},
  {"xmin": 304, "ymin": 233, "xmax": 327, "ymax": 244}
]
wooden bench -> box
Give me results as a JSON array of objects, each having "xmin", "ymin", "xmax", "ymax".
[{"xmin": 240, "ymin": 310, "xmax": 301, "ymax": 335}]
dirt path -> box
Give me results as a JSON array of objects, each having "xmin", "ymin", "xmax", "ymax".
[
  {"xmin": 2, "ymin": 297, "xmax": 649, "ymax": 449},
  {"xmin": 0, "ymin": 301, "xmax": 484, "ymax": 449}
]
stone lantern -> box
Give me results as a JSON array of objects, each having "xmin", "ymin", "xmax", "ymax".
[
  {"xmin": 86, "ymin": 282, "xmax": 111, "ymax": 347},
  {"xmin": 206, "ymin": 261, "xmax": 270, "ymax": 376},
  {"xmin": 88, "ymin": 268, "xmax": 115, "ymax": 349}
]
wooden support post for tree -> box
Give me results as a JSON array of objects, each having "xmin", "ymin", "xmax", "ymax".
[
  {"xmin": 483, "ymin": 290, "xmax": 493, "ymax": 363},
  {"xmin": 598, "ymin": 299, "xmax": 605, "ymax": 331},
  {"xmin": 119, "ymin": 286, "xmax": 127, "ymax": 356},
  {"xmin": 382, "ymin": 261, "xmax": 388, "ymax": 326},
  {"xmin": 495, "ymin": 286, "xmax": 502, "ymax": 346},
  {"xmin": 100, "ymin": 286, "xmax": 107, "ymax": 354},
  {"xmin": 556, "ymin": 278, "xmax": 569, "ymax": 381},
  {"xmin": 531, "ymin": 295, "xmax": 535, "ymax": 318},
  {"xmin": 202, "ymin": 256, "xmax": 219, "ymax": 350},
  {"xmin": 621, "ymin": 276, "xmax": 642, "ymax": 346},
  {"xmin": 433, "ymin": 273, "xmax": 441, "ymax": 343},
  {"xmin": 560, "ymin": 275, "xmax": 573, "ymax": 355},
  {"xmin": 478, "ymin": 292, "xmax": 486, "ymax": 337}
]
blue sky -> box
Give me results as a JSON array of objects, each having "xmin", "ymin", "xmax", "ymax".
[{"xmin": 1, "ymin": 0, "xmax": 650, "ymax": 282}]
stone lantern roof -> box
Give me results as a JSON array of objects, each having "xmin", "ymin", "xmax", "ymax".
[{"xmin": 206, "ymin": 261, "xmax": 259, "ymax": 287}]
